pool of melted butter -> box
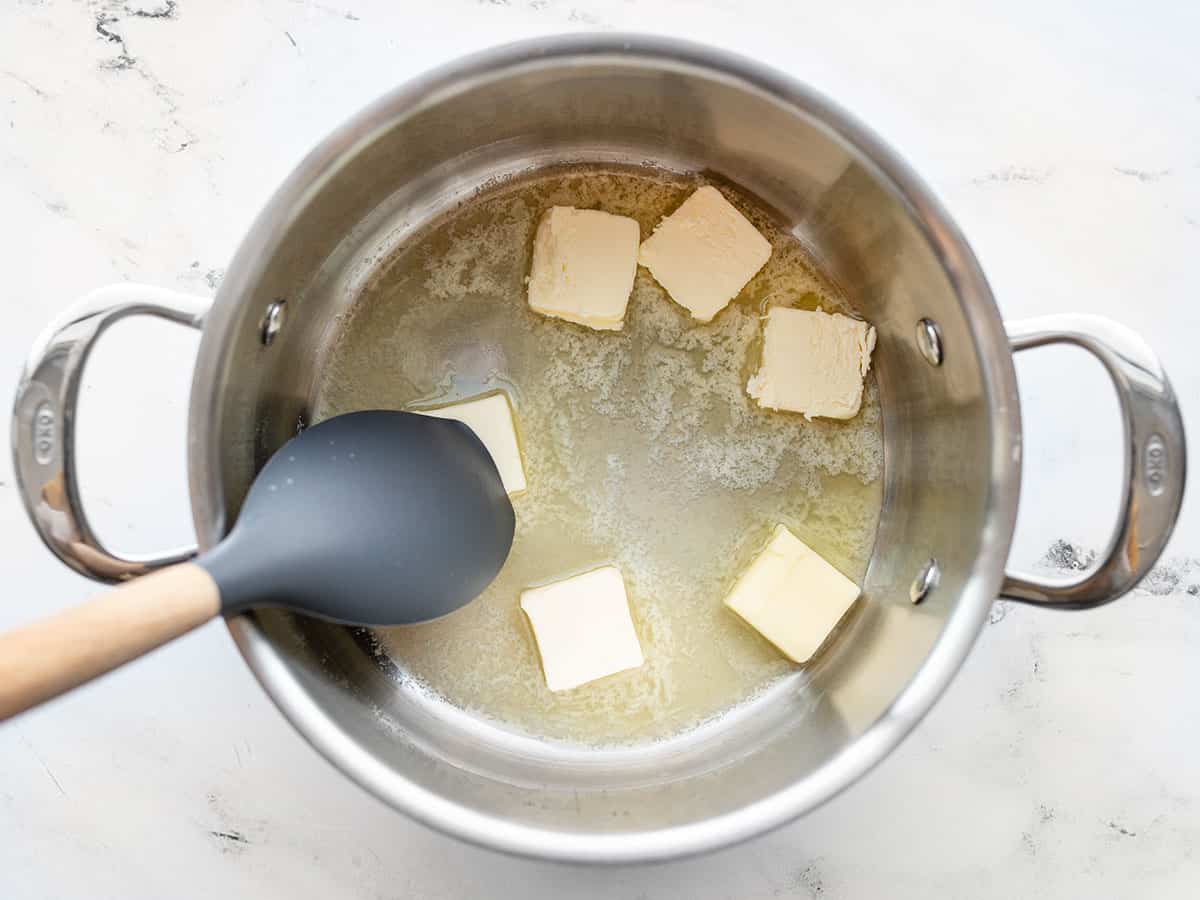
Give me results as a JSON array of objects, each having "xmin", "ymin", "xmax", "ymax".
[{"xmin": 312, "ymin": 166, "xmax": 883, "ymax": 746}]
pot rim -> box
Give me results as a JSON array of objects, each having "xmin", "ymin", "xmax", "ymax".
[{"xmin": 188, "ymin": 33, "xmax": 1021, "ymax": 863}]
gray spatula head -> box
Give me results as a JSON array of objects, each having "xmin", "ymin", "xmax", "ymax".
[{"xmin": 197, "ymin": 410, "xmax": 516, "ymax": 625}]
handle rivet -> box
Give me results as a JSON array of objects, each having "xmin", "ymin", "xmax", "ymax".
[
  {"xmin": 916, "ymin": 318, "xmax": 943, "ymax": 366},
  {"xmin": 911, "ymin": 558, "xmax": 940, "ymax": 604},
  {"xmin": 260, "ymin": 299, "xmax": 287, "ymax": 346}
]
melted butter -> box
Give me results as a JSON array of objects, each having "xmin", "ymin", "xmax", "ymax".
[{"xmin": 312, "ymin": 166, "xmax": 883, "ymax": 746}]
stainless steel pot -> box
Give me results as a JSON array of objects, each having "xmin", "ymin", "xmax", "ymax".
[{"xmin": 12, "ymin": 35, "xmax": 1186, "ymax": 863}]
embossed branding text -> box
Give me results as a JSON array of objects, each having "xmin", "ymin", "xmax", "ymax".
[
  {"xmin": 33, "ymin": 401, "xmax": 56, "ymax": 465},
  {"xmin": 1144, "ymin": 433, "xmax": 1167, "ymax": 497}
]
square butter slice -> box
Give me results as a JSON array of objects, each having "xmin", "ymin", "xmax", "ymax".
[
  {"xmin": 747, "ymin": 307, "xmax": 876, "ymax": 420},
  {"xmin": 411, "ymin": 392, "xmax": 526, "ymax": 494},
  {"xmin": 638, "ymin": 185, "xmax": 772, "ymax": 322},
  {"xmin": 527, "ymin": 206, "xmax": 640, "ymax": 331},
  {"xmin": 520, "ymin": 566, "xmax": 644, "ymax": 692},
  {"xmin": 724, "ymin": 525, "xmax": 860, "ymax": 664}
]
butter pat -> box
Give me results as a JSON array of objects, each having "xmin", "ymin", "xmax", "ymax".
[
  {"xmin": 747, "ymin": 307, "xmax": 876, "ymax": 420},
  {"xmin": 412, "ymin": 392, "xmax": 526, "ymax": 494},
  {"xmin": 527, "ymin": 206, "xmax": 640, "ymax": 331},
  {"xmin": 638, "ymin": 186, "xmax": 772, "ymax": 322},
  {"xmin": 520, "ymin": 566, "xmax": 644, "ymax": 691},
  {"xmin": 723, "ymin": 525, "xmax": 860, "ymax": 664}
]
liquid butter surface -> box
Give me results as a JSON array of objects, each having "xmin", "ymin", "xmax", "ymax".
[{"xmin": 312, "ymin": 166, "xmax": 883, "ymax": 746}]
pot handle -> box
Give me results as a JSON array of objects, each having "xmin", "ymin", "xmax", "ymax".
[
  {"xmin": 1001, "ymin": 315, "xmax": 1186, "ymax": 608},
  {"xmin": 11, "ymin": 285, "xmax": 210, "ymax": 584}
]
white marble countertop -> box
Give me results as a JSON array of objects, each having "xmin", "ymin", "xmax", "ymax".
[{"xmin": 2, "ymin": 1, "xmax": 1197, "ymax": 897}]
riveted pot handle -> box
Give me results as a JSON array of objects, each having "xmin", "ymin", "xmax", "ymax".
[
  {"xmin": 11, "ymin": 285, "xmax": 210, "ymax": 584},
  {"xmin": 1001, "ymin": 315, "xmax": 1186, "ymax": 608}
]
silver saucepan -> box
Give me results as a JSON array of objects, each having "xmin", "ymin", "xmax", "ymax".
[{"xmin": 11, "ymin": 36, "xmax": 1185, "ymax": 862}]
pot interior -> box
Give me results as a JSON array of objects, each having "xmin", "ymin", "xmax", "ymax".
[{"xmin": 194, "ymin": 41, "xmax": 1011, "ymax": 854}]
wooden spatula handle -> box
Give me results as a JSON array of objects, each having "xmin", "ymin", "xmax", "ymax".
[{"xmin": 0, "ymin": 563, "xmax": 220, "ymax": 721}]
